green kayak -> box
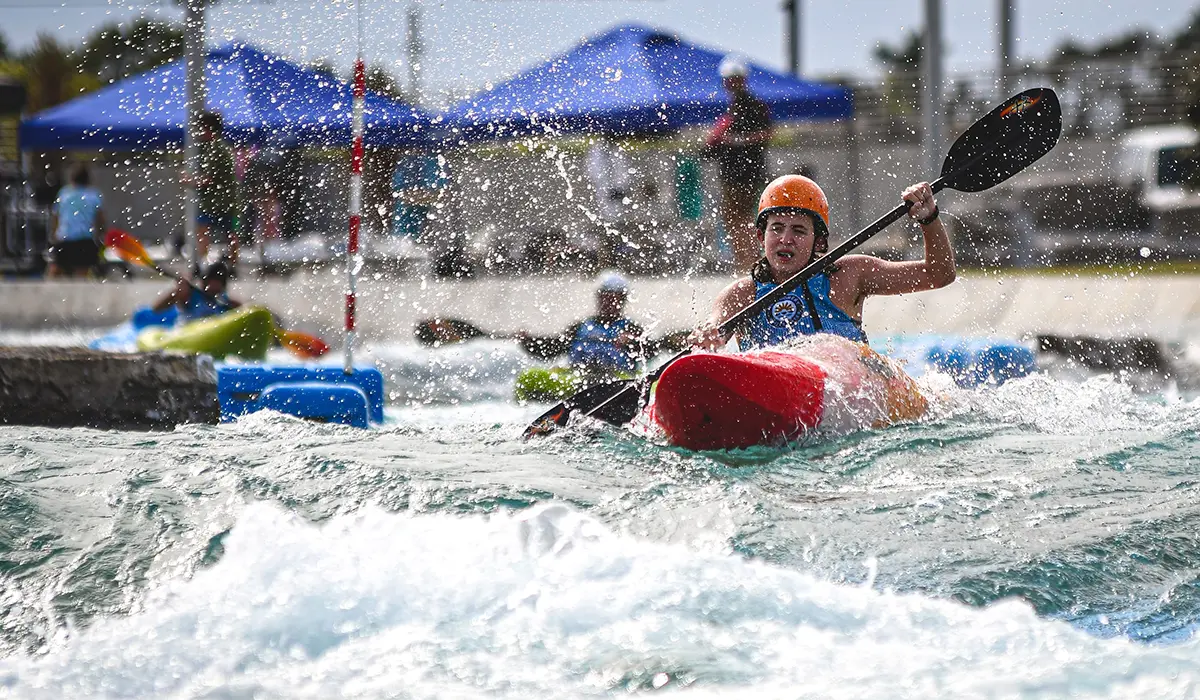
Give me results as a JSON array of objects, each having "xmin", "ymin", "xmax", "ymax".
[
  {"xmin": 137, "ymin": 306, "xmax": 274, "ymax": 361},
  {"xmin": 514, "ymin": 366, "xmax": 635, "ymax": 402},
  {"xmin": 515, "ymin": 367, "xmax": 581, "ymax": 402}
]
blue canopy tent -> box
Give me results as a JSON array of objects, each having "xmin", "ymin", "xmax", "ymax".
[
  {"xmin": 444, "ymin": 23, "xmax": 853, "ymax": 140},
  {"xmin": 19, "ymin": 43, "xmax": 431, "ymax": 150}
]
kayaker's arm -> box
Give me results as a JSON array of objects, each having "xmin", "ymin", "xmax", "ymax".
[
  {"xmin": 516, "ymin": 322, "xmax": 581, "ymax": 360},
  {"xmin": 851, "ymin": 182, "xmax": 956, "ymax": 297},
  {"xmin": 690, "ymin": 278, "xmax": 755, "ymax": 350},
  {"xmin": 151, "ymin": 279, "xmax": 190, "ymax": 313}
]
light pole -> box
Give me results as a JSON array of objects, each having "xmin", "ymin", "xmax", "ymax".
[
  {"xmin": 923, "ymin": 0, "xmax": 943, "ymax": 176},
  {"xmin": 782, "ymin": 0, "xmax": 802, "ymax": 75},
  {"xmin": 182, "ymin": 0, "xmax": 207, "ymax": 273},
  {"xmin": 999, "ymin": 0, "xmax": 1016, "ymax": 98}
]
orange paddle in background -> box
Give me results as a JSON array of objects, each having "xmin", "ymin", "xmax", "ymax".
[{"xmin": 105, "ymin": 229, "xmax": 330, "ymax": 359}]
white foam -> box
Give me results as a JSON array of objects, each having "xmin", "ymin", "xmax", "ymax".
[{"xmin": 5, "ymin": 503, "xmax": 1200, "ymax": 699}]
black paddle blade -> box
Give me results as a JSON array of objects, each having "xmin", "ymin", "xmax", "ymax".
[
  {"xmin": 521, "ymin": 378, "xmax": 643, "ymax": 439},
  {"xmin": 941, "ymin": 87, "xmax": 1062, "ymax": 193},
  {"xmin": 414, "ymin": 317, "xmax": 488, "ymax": 345}
]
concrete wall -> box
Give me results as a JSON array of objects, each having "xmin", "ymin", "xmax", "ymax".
[{"xmin": 4, "ymin": 271, "xmax": 1199, "ymax": 343}]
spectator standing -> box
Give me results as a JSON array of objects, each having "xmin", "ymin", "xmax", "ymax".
[
  {"xmin": 585, "ymin": 134, "xmax": 632, "ymax": 270},
  {"xmin": 391, "ymin": 147, "xmax": 446, "ymax": 240},
  {"xmin": 192, "ymin": 111, "xmax": 243, "ymax": 271},
  {"xmin": 48, "ymin": 163, "xmax": 104, "ymax": 278},
  {"xmin": 703, "ymin": 56, "xmax": 773, "ymax": 273}
]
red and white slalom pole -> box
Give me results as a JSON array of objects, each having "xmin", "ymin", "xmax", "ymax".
[{"xmin": 345, "ymin": 5, "xmax": 365, "ymax": 374}]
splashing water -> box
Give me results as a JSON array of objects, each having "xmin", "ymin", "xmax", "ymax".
[{"xmin": 2, "ymin": 333, "xmax": 1200, "ymax": 697}]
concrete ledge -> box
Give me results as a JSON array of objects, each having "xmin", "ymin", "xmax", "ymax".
[
  {"xmin": 0, "ymin": 348, "xmax": 219, "ymax": 430},
  {"xmin": 2, "ymin": 271, "xmax": 1200, "ymax": 342}
]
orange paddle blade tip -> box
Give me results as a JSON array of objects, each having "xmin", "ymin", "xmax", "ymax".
[
  {"xmin": 278, "ymin": 330, "xmax": 330, "ymax": 358},
  {"xmin": 104, "ymin": 229, "xmax": 154, "ymax": 267}
]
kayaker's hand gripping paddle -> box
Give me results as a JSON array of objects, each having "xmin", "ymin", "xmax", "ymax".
[
  {"xmin": 524, "ymin": 87, "xmax": 1063, "ymax": 439},
  {"xmin": 104, "ymin": 229, "xmax": 330, "ymax": 359}
]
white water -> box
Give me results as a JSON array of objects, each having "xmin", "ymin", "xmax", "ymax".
[{"xmin": 4, "ymin": 501, "xmax": 1200, "ymax": 699}]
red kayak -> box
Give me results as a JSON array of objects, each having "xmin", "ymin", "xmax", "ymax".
[
  {"xmin": 650, "ymin": 351, "xmax": 825, "ymax": 451},
  {"xmin": 649, "ymin": 345, "xmax": 928, "ymax": 451}
]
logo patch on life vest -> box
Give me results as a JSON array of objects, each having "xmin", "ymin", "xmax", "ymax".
[{"xmin": 768, "ymin": 294, "xmax": 802, "ymax": 327}]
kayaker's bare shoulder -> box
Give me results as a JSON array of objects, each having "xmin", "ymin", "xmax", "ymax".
[
  {"xmin": 690, "ymin": 277, "xmax": 756, "ymax": 350},
  {"xmin": 714, "ymin": 277, "xmax": 756, "ymax": 323},
  {"xmin": 828, "ymin": 254, "xmax": 879, "ymax": 277}
]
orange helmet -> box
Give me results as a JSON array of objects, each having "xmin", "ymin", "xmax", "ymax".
[{"xmin": 756, "ymin": 175, "xmax": 829, "ymax": 234}]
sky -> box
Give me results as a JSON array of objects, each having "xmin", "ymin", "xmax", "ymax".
[{"xmin": 1, "ymin": 0, "xmax": 1196, "ymax": 106}]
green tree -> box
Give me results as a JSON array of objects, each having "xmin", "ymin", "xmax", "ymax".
[
  {"xmin": 0, "ymin": 31, "xmax": 9, "ymax": 61},
  {"xmin": 872, "ymin": 30, "xmax": 922, "ymax": 115},
  {"xmin": 21, "ymin": 34, "xmax": 93, "ymax": 112},
  {"xmin": 308, "ymin": 60, "xmax": 338, "ymax": 79},
  {"xmin": 77, "ymin": 18, "xmax": 184, "ymax": 84}
]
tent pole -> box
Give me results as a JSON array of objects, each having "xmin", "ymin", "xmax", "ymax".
[
  {"xmin": 183, "ymin": 0, "xmax": 206, "ymax": 274},
  {"xmin": 345, "ymin": 0, "xmax": 365, "ymax": 375}
]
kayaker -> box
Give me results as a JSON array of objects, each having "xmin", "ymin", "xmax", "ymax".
[
  {"xmin": 691, "ymin": 175, "xmax": 955, "ymax": 350},
  {"xmin": 516, "ymin": 271, "xmax": 652, "ymax": 375},
  {"xmin": 151, "ymin": 260, "xmax": 242, "ymax": 321}
]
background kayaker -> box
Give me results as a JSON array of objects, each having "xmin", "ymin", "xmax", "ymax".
[
  {"xmin": 515, "ymin": 271, "xmax": 656, "ymax": 376},
  {"xmin": 151, "ymin": 260, "xmax": 242, "ymax": 322},
  {"xmin": 691, "ymin": 175, "xmax": 955, "ymax": 351},
  {"xmin": 47, "ymin": 163, "xmax": 105, "ymax": 279}
]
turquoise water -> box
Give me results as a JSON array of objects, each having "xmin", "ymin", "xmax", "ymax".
[{"xmin": 2, "ymin": 337, "xmax": 1200, "ymax": 697}]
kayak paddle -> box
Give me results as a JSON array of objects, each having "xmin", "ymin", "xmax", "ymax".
[
  {"xmin": 414, "ymin": 317, "xmax": 516, "ymax": 345},
  {"xmin": 104, "ymin": 229, "xmax": 330, "ymax": 360},
  {"xmin": 524, "ymin": 87, "xmax": 1063, "ymax": 438},
  {"xmin": 415, "ymin": 316, "xmax": 693, "ymax": 355}
]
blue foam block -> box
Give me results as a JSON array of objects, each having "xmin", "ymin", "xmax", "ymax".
[
  {"xmin": 258, "ymin": 382, "xmax": 371, "ymax": 428},
  {"xmin": 218, "ymin": 365, "xmax": 385, "ymax": 424}
]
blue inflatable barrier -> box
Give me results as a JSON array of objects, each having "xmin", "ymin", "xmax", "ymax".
[
  {"xmin": 880, "ymin": 336, "xmax": 1036, "ymax": 387},
  {"xmin": 218, "ymin": 365, "xmax": 385, "ymax": 426}
]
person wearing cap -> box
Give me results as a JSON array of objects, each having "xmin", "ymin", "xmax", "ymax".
[
  {"xmin": 516, "ymin": 271, "xmax": 654, "ymax": 375},
  {"xmin": 703, "ymin": 55, "xmax": 774, "ymax": 274},
  {"xmin": 691, "ymin": 175, "xmax": 955, "ymax": 350},
  {"xmin": 151, "ymin": 260, "xmax": 242, "ymax": 322}
]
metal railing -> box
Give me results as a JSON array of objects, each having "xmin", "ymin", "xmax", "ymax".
[{"xmin": 0, "ymin": 183, "xmax": 50, "ymax": 277}]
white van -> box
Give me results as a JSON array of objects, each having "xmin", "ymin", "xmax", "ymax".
[{"xmin": 1116, "ymin": 125, "xmax": 1200, "ymax": 212}]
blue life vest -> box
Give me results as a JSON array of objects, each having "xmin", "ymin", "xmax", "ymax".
[
  {"xmin": 568, "ymin": 317, "xmax": 637, "ymax": 372},
  {"xmin": 740, "ymin": 274, "xmax": 867, "ymax": 350},
  {"xmin": 182, "ymin": 287, "xmax": 231, "ymax": 321}
]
